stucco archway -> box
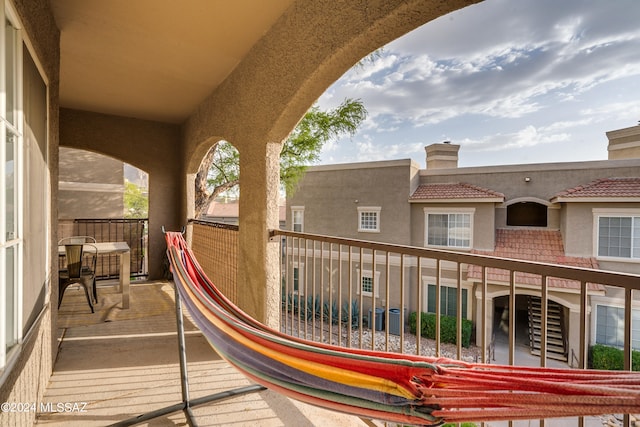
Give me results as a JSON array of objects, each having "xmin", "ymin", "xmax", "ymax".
[
  {"xmin": 59, "ymin": 109, "xmax": 182, "ymax": 280},
  {"xmin": 181, "ymin": 1, "xmax": 480, "ymax": 324}
]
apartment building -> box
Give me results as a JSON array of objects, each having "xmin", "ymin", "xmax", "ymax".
[{"xmin": 287, "ymin": 125, "xmax": 640, "ymax": 362}]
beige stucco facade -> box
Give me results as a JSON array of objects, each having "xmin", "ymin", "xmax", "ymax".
[
  {"xmin": 288, "ymin": 159, "xmax": 421, "ymax": 244},
  {"xmin": 58, "ymin": 147, "xmax": 124, "ymax": 220},
  {"xmin": 287, "ymin": 142, "xmax": 640, "ymax": 360},
  {"xmin": 607, "ymin": 124, "xmax": 640, "ymax": 160}
]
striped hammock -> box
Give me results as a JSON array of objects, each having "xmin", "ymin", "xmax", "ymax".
[{"xmin": 165, "ymin": 231, "xmax": 640, "ymax": 425}]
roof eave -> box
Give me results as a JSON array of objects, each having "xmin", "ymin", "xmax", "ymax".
[
  {"xmin": 409, "ymin": 197, "xmax": 505, "ymax": 203},
  {"xmin": 551, "ymin": 197, "xmax": 640, "ymax": 203}
]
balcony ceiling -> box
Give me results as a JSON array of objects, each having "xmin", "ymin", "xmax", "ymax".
[{"xmin": 49, "ymin": 0, "xmax": 295, "ymax": 124}]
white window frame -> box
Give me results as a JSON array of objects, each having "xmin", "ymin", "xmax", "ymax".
[
  {"xmin": 291, "ymin": 261, "xmax": 305, "ymax": 296},
  {"xmin": 421, "ymin": 277, "xmax": 470, "ymax": 319},
  {"xmin": 291, "ymin": 206, "xmax": 304, "ymax": 232},
  {"xmin": 355, "ymin": 268, "xmax": 381, "ymax": 298},
  {"xmin": 591, "ymin": 295, "xmax": 640, "ymax": 351},
  {"xmin": 424, "ymin": 207, "xmax": 474, "ymax": 249},
  {"xmin": 1, "ymin": 3, "xmax": 24, "ymax": 370},
  {"xmin": 358, "ymin": 206, "xmax": 381, "ymax": 233},
  {"xmin": 593, "ymin": 208, "xmax": 640, "ymax": 263}
]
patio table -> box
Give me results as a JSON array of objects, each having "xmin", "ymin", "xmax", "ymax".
[{"xmin": 58, "ymin": 241, "xmax": 131, "ymax": 309}]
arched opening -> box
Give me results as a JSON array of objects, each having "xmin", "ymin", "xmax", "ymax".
[
  {"xmin": 506, "ymin": 201, "xmax": 547, "ymax": 227},
  {"xmin": 194, "ymin": 140, "xmax": 240, "ymax": 223},
  {"xmin": 492, "ymin": 293, "xmax": 569, "ymax": 363},
  {"xmin": 58, "ymin": 147, "xmax": 149, "ymax": 281}
]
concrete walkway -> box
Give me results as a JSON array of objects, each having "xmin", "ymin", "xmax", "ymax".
[{"xmin": 37, "ymin": 281, "xmax": 373, "ymax": 427}]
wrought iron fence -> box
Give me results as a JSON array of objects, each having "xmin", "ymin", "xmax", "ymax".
[{"xmin": 59, "ymin": 218, "xmax": 148, "ymax": 280}]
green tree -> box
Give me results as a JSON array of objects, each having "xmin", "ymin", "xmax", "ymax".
[
  {"xmin": 124, "ymin": 181, "xmax": 148, "ymax": 218},
  {"xmin": 194, "ymin": 98, "xmax": 367, "ymax": 217}
]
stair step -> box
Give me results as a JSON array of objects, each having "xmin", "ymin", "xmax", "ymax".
[
  {"xmin": 530, "ymin": 322, "xmax": 563, "ymax": 331},
  {"xmin": 528, "ymin": 296, "xmax": 567, "ymax": 360},
  {"xmin": 531, "ymin": 337, "xmax": 565, "ymax": 347},
  {"xmin": 529, "ymin": 328, "xmax": 563, "ymax": 339},
  {"xmin": 529, "ymin": 307, "xmax": 562, "ymax": 315},
  {"xmin": 530, "ymin": 318, "xmax": 562, "ymax": 326},
  {"xmin": 530, "ymin": 312, "xmax": 562, "ymax": 320},
  {"xmin": 531, "ymin": 320, "xmax": 562, "ymax": 328},
  {"xmin": 530, "ymin": 349, "xmax": 568, "ymax": 361},
  {"xmin": 531, "ymin": 346, "xmax": 566, "ymax": 355},
  {"xmin": 530, "ymin": 333, "xmax": 564, "ymax": 342}
]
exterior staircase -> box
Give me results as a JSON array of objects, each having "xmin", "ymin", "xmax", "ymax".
[{"xmin": 528, "ymin": 296, "xmax": 567, "ymax": 361}]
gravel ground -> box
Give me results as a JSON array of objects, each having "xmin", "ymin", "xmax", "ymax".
[{"xmin": 280, "ymin": 316, "xmax": 483, "ymax": 362}]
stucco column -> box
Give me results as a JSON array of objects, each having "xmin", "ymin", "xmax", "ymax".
[{"xmin": 238, "ymin": 141, "xmax": 282, "ymax": 327}]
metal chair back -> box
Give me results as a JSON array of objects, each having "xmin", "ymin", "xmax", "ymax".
[{"xmin": 58, "ymin": 235, "xmax": 97, "ymax": 245}]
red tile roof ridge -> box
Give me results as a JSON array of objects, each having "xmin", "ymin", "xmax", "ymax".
[
  {"xmin": 554, "ymin": 177, "xmax": 640, "ymax": 199},
  {"xmin": 410, "ymin": 182, "xmax": 505, "ymax": 200}
]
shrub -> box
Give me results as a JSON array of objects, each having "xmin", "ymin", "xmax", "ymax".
[
  {"xmin": 408, "ymin": 311, "xmax": 472, "ymax": 348},
  {"xmin": 283, "ymin": 292, "xmax": 360, "ymax": 329},
  {"xmin": 341, "ymin": 299, "xmax": 360, "ymax": 329},
  {"xmin": 590, "ymin": 344, "xmax": 640, "ymax": 371}
]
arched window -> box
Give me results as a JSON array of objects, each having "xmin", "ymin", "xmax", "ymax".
[{"xmin": 507, "ymin": 202, "xmax": 547, "ymax": 227}]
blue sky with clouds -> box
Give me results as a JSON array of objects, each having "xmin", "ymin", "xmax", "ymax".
[{"xmin": 316, "ymin": 0, "xmax": 640, "ymax": 168}]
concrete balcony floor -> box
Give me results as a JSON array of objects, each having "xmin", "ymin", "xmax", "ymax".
[{"xmin": 36, "ymin": 281, "xmax": 372, "ymax": 427}]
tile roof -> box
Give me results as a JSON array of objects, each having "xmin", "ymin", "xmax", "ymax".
[
  {"xmin": 410, "ymin": 182, "xmax": 504, "ymax": 201},
  {"xmin": 552, "ymin": 177, "xmax": 640, "ymax": 200},
  {"xmin": 467, "ymin": 229, "xmax": 604, "ymax": 292}
]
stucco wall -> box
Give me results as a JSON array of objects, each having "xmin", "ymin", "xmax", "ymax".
[
  {"xmin": 287, "ymin": 160, "xmax": 419, "ymax": 245},
  {"xmin": 410, "ymin": 202, "xmax": 497, "ymax": 251},
  {"xmin": 180, "ymin": 0, "xmax": 478, "ymax": 323},
  {"xmin": 420, "ymin": 159, "xmax": 640, "ymax": 203},
  {"xmin": 59, "ymin": 109, "xmax": 182, "ymax": 279},
  {"xmin": 58, "ymin": 147, "xmax": 124, "ymax": 219},
  {"xmin": 563, "ymin": 202, "xmax": 640, "ymax": 275},
  {"xmin": 0, "ymin": 310, "xmax": 52, "ymax": 427}
]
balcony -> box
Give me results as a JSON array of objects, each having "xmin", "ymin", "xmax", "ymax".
[{"xmin": 40, "ymin": 220, "xmax": 640, "ymax": 426}]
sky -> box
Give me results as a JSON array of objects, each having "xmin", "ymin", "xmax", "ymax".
[{"xmin": 316, "ymin": 0, "xmax": 640, "ymax": 169}]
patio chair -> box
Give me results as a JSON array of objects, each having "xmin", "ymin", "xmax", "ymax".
[
  {"xmin": 58, "ymin": 236, "xmax": 99, "ymax": 302},
  {"xmin": 58, "ymin": 235, "xmax": 97, "ymax": 245},
  {"xmin": 59, "ymin": 243, "xmax": 97, "ymax": 313}
]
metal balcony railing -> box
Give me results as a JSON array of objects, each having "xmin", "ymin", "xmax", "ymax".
[
  {"xmin": 58, "ymin": 218, "xmax": 148, "ymax": 280},
  {"xmin": 190, "ymin": 221, "xmax": 640, "ymax": 426}
]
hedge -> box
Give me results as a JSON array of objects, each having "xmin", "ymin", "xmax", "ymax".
[
  {"xmin": 590, "ymin": 344, "xmax": 640, "ymax": 371},
  {"xmin": 408, "ymin": 312, "xmax": 472, "ymax": 348}
]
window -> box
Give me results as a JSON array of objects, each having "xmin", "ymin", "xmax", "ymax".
[
  {"xmin": 358, "ymin": 207, "xmax": 381, "ymax": 233},
  {"xmin": 291, "ymin": 262, "xmax": 304, "ymax": 295},
  {"xmin": 424, "ymin": 208, "xmax": 473, "ymax": 249},
  {"xmin": 595, "ymin": 305, "xmax": 640, "ymax": 350},
  {"xmin": 1, "ymin": 9, "xmax": 23, "ymax": 368},
  {"xmin": 361, "ymin": 276, "xmax": 373, "ymax": 294},
  {"xmin": 291, "ymin": 207, "xmax": 304, "ymax": 232},
  {"xmin": 596, "ymin": 215, "xmax": 640, "ymax": 260},
  {"xmin": 425, "ymin": 284, "xmax": 468, "ymax": 318},
  {"xmin": 356, "ymin": 269, "xmax": 381, "ymax": 298}
]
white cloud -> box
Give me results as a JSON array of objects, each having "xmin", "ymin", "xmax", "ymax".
[
  {"xmin": 317, "ymin": 0, "xmax": 640, "ymax": 167},
  {"xmin": 460, "ymin": 125, "xmax": 571, "ymax": 152}
]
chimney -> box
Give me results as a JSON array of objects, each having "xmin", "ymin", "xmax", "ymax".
[
  {"xmin": 425, "ymin": 141, "xmax": 460, "ymax": 169},
  {"xmin": 606, "ymin": 124, "xmax": 640, "ymax": 160}
]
